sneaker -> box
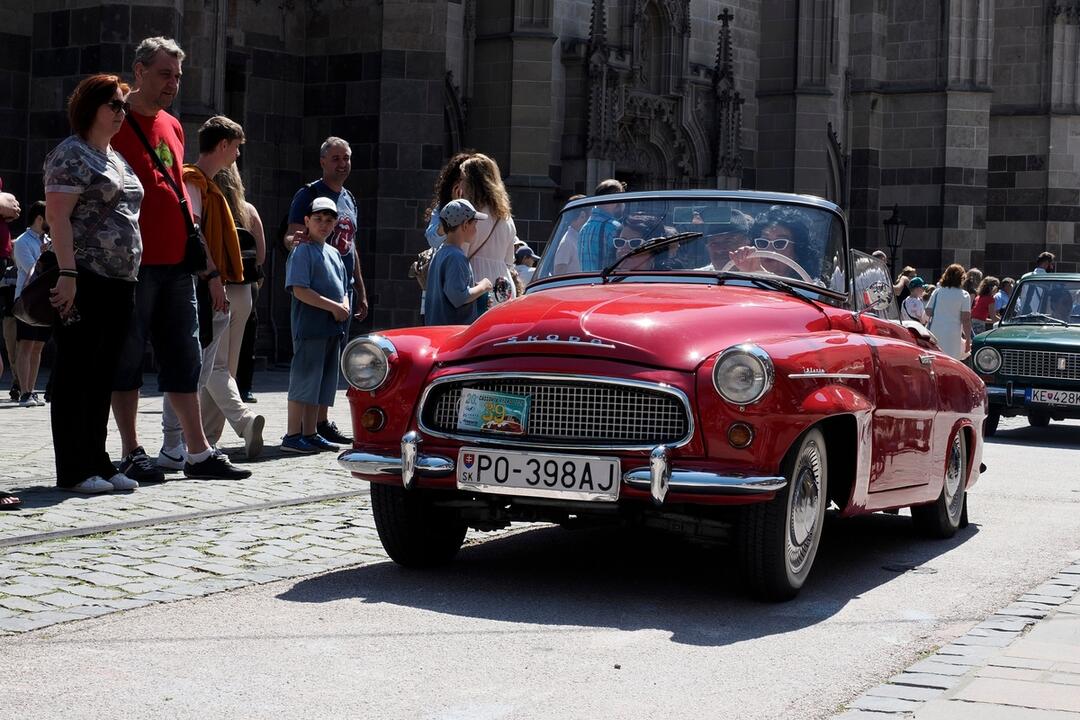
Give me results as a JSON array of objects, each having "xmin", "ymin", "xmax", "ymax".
[
  {"xmin": 304, "ymin": 433, "xmax": 340, "ymax": 452},
  {"xmin": 65, "ymin": 477, "xmax": 113, "ymax": 494},
  {"xmin": 184, "ymin": 449, "xmax": 252, "ymax": 480},
  {"xmin": 317, "ymin": 420, "xmax": 351, "ymax": 445},
  {"xmin": 105, "ymin": 473, "xmax": 139, "ymax": 491},
  {"xmin": 156, "ymin": 445, "xmax": 186, "ymax": 471},
  {"xmin": 243, "ymin": 415, "xmax": 265, "ymax": 459},
  {"xmin": 19, "ymin": 392, "xmax": 35, "ymax": 408},
  {"xmin": 31, "ymin": 392, "xmax": 44, "ymax": 406},
  {"xmin": 241, "ymin": 391, "xmax": 257, "ymax": 404},
  {"xmin": 281, "ymin": 433, "xmax": 319, "ymax": 455},
  {"xmin": 9, "ymin": 382, "xmax": 20, "ymax": 402},
  {"xmin": 119, "ymin": 446, "xmax": 166, "ymax": 483}
]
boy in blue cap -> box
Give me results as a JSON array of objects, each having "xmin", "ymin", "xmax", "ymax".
[{"xmin": 282, "ymin": 197, "xmax": 350, "ymax": 454}]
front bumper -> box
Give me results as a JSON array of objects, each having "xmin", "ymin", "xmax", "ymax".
[
  {"xmin": 987, "ymin": 383, "xmax": 1080, "ymax": 417},
  {"xmin": 337, "ymin": 433, "xmax": 786, "ymax": 506}
]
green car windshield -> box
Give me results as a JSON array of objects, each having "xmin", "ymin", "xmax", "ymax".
[
  {"xmin": 535, "ymin": 198, "xmax": 847, "ymax": 294},
  {"xmin": 1002, "ymin": 278, "xmax": 1080, "ymax": 325}
]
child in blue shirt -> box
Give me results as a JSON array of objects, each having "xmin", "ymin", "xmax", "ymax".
[
  {"xmin": 424, "ymin": 199, "xmax": 494, "ymax": 325},
  {"xmin": 283, "ymin": 197, "xmax": 350, "ymax": 454}
]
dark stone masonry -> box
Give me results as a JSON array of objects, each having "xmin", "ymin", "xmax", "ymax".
[{"xmin": 1, "ymin": 0, "xmax": 1078, "ymax": 346}]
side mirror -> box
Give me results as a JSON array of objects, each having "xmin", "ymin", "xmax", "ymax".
[{"xmin": 857, "ymin": 280, "xmax": 893, "ymax": 319}]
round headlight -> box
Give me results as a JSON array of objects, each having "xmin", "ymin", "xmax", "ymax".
[
  {"xmin": 341, "ymin": 336, "xmax": 396, "ymax": 391},
  {"xmin": 973, "ymin": 346, "xmax": 1002, "ymax": 374},
  {"xmin": 712, "ymin": 344, "xmax": 774, "ymax": 405}
]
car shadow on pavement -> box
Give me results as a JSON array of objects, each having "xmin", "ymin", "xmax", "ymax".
[
  {"xmin": 277, "ymin": 512, "xmax": 978, "ymax": 647},
  {"xmin": 985, "ymin": 422, "xmax": 1080, "ymax": 448}
]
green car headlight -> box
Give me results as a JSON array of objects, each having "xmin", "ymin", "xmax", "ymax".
[
  {"xmin": 973, "ymin": 346, "xmax": 1002, "ymax": 374},
  {"xmin": 341, "ymin": 335, "xmax": 396, "ymax": 391}
]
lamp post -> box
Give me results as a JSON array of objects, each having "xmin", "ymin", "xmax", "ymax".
[{"xmin": 882, "ymin": 204, "xmax": 907, "ymax": 276}]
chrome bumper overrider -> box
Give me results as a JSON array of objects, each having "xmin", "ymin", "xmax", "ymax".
[{"xmin": 338, "ymin": 435, "xmax": 787, "ymax": 504}]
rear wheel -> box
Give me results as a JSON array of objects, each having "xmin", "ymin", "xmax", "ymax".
[
  {"xmin": 1028, "ymin": 411, "xmax": 1050, "ymax": 428},
  {"xmin": 371, "ymin": 483, "xmax": 467, "ymax": 567},
  {"xmin": 738, "ymin": 427, "xmax": 828, "ymax": 602},
  {"xmin": 911, "ymin": 431, "xmax": 967, "ymax": 538},
  {"xmin": 984, "ymin": 410, "xmax": 1000, "ymax": 437}
]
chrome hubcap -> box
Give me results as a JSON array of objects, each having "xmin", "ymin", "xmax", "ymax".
[
  {"xmin": 943, "ymin": 434, "xmax": 965, "ymax": 522},
  {"xmin": 788, "ymin": 441, "xmax": 823, "ymax": 574}
]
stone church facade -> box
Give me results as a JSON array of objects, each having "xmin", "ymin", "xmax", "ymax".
[{"xmin": 0, "ymin": 0, "xmax": 1077, "ymax": 346}]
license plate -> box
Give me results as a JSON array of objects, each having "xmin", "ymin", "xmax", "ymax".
[
  {"xmin": 456, "ymin": 388, "xmax": 530, "ymax": 435},
  {"xmin": 1028, "ymin": 388, "xmax": 1080, "ymax": 406},
  {"xmin": 456, "ymin": 448, "xmax": 620, "ymax": 502}
]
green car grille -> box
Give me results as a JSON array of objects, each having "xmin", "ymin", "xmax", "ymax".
[{"xmin": 1002, "ymin": 349, "xmax": 1080, "ymax": 381}]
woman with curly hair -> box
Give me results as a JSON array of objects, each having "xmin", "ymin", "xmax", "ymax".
[
  {"xmin": 894, "ymin": 265, "xmax": 917, "ymax": 300},
  {"xmin": 962, "ymin": 267, "xmax": 983, "ymax": 305},
  {"xmin": 424, "ymin": 150, "xmax": 476, "ymax": 249},
  {"xmin": 970, "ymin": 275, "xmax": 1000, "ymax": 334},
  {"xmin": 927, "ymin": 263, "xmax": 973, "ymax": 360},
  {"xmin": 457, "ymin": 153, "xmax": 517, "ymax": 305}
]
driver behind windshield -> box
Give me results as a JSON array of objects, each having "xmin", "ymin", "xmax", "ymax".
[
  {"xmin": 728, "ymin": 205, "xmax": 814, "ymax": 279},
  {"xmin": 1048, "ymin": 287, "xmax": 1075, "ymax": 322},
  {"xmin": 611, "ymin": 215, "xmax": 654, "ymax": 271}
]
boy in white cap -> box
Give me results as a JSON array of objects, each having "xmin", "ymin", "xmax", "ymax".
[
  {"xmin": 282, "ymin": 197, "xmax": 350, "ymax": 454},
  {"xmin": 424, "ymin": 199, "xmax": 494, "ymax": 325}
]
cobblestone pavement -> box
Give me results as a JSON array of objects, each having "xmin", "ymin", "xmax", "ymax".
[{"xmin": 0, "ymin": 371, "xmax": 389, "ymax": 634}]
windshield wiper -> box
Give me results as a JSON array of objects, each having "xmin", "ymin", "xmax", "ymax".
[
  {"xmin": 1007, "ymin": 312, "xmax": 1069, "ymax": 326},
  {"xmin": 713, "ymin": 270, "xmax": 822, "ymax": 309},
  {"xmin": 599, "ymin": 231, "xmax": 703, "ymax": 282}
]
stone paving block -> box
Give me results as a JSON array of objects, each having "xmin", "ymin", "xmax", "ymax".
[
  {"xmin": 64, "ymin": 585, "xmax": 126, "ymax": 600},
  {"xmin": 913, "ymin": 699, "xmax": 1080, "ymax": 719},
  {"xmin": 101, "ymin": 598, "xmax": 154, "ymax": 611},
  {"xmin": 1047, "ymin": 673, "xmax": 1080, "ymax": 687},
  {"xmin": 952, "ymin": 632, "xmax": 1018, "ymax": 648},
  {"xmin": 65, "ymin": 605, "xmax": 117, "ymax": 619},
  {"xmin": 20, "ymin": 610, "xmax": 85, "ymax": 628},
  {"xmin": 29, "ymin": 565, "xmax": 92, "ymax": 579},
  {"xmin": 977, "ymin": 665, "xmax": 1046, "ymax": 681},
  {"xmin": 0, "ymin": 616, "xmax": 52, "ymax": 633},
  {"xmin": 907, "ymin": 659, "xmax": 975, "ymax": 677},
  {"xmin": 139, "ymin": 563, "xmax": 191, "ymax": 579},
  {"xmin": 77, "ymin": 571, "xmax": 139, "ymax": 587},
  {"xmin": 35, "ymin": 591, "xmax": 106, "ymax": 609},
  {"xmin": 0, "ymin": 583, "xmax": 54, "ymax": 597},
  {"xmin": 130, "ymin": 590, "xmax": 189, "ymax": 603},
  {"xmin": 1019, "ymin": 594, "xmax": 1070, "ymax": 606},
  {"xmin": 0, "ymin": 596, "xmax": 52, "ymax": 613},
  {"xmin": 953, "ymin": 677, "xmax": 1080, "ymax": 713},
  {"xmin": 864, "ymin": 683, "xmax": 942, "ymax": 701},
  {"xmin": 850, "ymin": 694, "xmax": 924, "ymax": 713},
  {"xmin": 891, "ymin": 672, "xmax": 963, "ymax": 690},
  {"xmin": 988, "ymin": 656, "xmax": 1056, "ymax": 671}
]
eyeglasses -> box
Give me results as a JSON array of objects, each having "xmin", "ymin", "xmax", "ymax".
[
  {"xmin": 106, "ymin": 99, "xmax": 131, "ymax": 115},
  {"xmin": 753, "ymin": 237, "xmax": 791, "ymax": 251},
  {"xmin": 613, "ymin": 237, "xmax": 645, "ymax": 249}
]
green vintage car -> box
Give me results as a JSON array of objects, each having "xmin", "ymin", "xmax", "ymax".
[{"xmin": 971, "ymin": 273, "xmax": 1080, "ymax": 435}]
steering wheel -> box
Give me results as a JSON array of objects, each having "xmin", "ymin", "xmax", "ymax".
[{"xmin": 720, "ymin": 250, "xmax": 814, "ymax": 283}]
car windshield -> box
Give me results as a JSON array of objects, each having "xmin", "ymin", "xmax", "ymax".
[
  {"xmin": 535, "ymin": 197, "xmax": 847, "ymax": 294},
  {"xmin": 1001, "ymin": 279, "xmax": 1080, "ymax": 326}
]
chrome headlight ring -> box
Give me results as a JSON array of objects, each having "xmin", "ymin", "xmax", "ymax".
[
  {"xmin": 341, "ymin": 335, "xmax": 397, "ymax": 391},
  {"xmin": 712, "ymin": 344, "xmax": 775, "ymax": 405},
  {"xmin": 973, "ymin": 346, "xmax": 1002, "ymax": 374}
]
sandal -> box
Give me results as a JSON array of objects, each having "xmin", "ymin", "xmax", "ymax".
[{"xmin": 0, "ymin": 491, "xmax": 21, "ymax": 510}]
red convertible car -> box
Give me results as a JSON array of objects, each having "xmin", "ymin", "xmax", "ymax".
[{"xmin": 338, "ymin": 191, "xmax": 986, "ymax": 601}]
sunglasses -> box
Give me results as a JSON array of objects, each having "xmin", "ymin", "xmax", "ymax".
[
  {"xmin": 106, "ymin": 99, "xmax": 131, "ymax": 115},
  {"xmin": 753, "ymin": 237, "xmax": 791, "ymax": 251},
  {"xmin": 613, "ymin": 237, "xmax": 645, "ymax": 249}
]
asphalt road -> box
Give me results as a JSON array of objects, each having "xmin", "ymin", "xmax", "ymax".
[{"xmin": 3, "ymin": 417, "xmax": 1079, "ymax": 720}]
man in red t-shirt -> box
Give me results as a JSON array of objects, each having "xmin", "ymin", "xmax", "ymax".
[
  {"xmin": 111, "ymin": 36, "xmax": 247, "ymax": 482},
  {"xmin": 0, "ymin": 178, "xmax": 20, "ymax": 404}
]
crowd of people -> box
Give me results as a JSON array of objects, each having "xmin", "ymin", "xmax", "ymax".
[
  {"xmin": 0, "ymin": 36, "xmax": 371, "ymax": 509},
  {"xmin": 0, "ymin": 35, "xmax": 1068, "ymax": 512}
]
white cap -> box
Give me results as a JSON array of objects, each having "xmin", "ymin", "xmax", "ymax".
[{"xmin": 309, "ymin": 197, "xmax": 338, "ymax": 215}]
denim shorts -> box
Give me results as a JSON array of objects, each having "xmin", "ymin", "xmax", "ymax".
[
  {"xmin": 288, "ymin": 334, "xmax": 341, "ymax": 407},
  {"xmin": 113, "ymin": 264, "xmax": 202, "ymax": 393}
]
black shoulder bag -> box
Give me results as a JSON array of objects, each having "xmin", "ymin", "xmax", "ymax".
[{"xmin": 125, "ymin": 117, "xmax": 206, "ymax": 274}]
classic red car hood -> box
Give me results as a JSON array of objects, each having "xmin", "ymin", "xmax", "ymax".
[{"xmin": 433, "ymin": 282, "xmax": 829, "ymax": 371}]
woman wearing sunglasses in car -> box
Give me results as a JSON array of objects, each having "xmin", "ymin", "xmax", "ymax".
[
  {"xmin": 728, "ymin": 205, "xmax": 814, "ymax": 280},
  {"xmin": 43, "ymin": 74, "xmax": 144, "ymax": 494}
]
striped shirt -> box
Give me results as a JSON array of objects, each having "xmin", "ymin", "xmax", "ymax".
[{"xmin": 576, "ymin": 207, "xmax": 622, "ymax": 272}]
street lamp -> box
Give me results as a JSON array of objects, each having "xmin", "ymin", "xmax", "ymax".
[{"xmin": 882, "ymin": 204, "xmax": 907, "ymax": 276}]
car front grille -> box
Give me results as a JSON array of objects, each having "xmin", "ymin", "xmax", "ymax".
[
  {"xmin": 1001, "ymin": 349, "xmax": 1080, "ymax": 381},
  {"xmin": 420, "ymin": 376, "xmax": 692, "ymax": 448}
]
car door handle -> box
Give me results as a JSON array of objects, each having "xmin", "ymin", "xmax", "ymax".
[{"xmin": 919, "ymin": 355, "xmax": 934, "ymax": 365}]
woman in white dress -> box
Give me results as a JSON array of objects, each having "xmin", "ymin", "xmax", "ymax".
[
  {"xmin": 458, "ymin": 154, "xmax": 516, "ymax": 307},
  {"xmin": 926, "ymin": 263, "xmax": 973, "ymax": 360}
]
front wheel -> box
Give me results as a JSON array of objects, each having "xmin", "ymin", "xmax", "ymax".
[
  {"xmin": 911, "ymin": 431, "xmax": 967, "ymax": 538},
  {"xmin": 371, "ymin": 483, "xmax": 467, "ymax": 567},
  {"xmin": 984, "ymin": 410, "xmax": 1000, "ymax": 437},
  {"xmin": 1028, "ymin": 411, "xmax": 1050, "ymax": 428},
  {"xmin": 738, "ymin": 427, "xmax": 828, "ymax": 602}
]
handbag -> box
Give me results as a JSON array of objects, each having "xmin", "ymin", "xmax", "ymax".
[
  {"xmin": 12, "ymin": 250, "xmax": 59, "ymax": 327},
  {"xmin": 235, "ymin": 226, "xmax": 262, "ymax": 284},
  {"xmin": 125, "ymin": 116, "xmax": 206, "ymax": 273}
]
